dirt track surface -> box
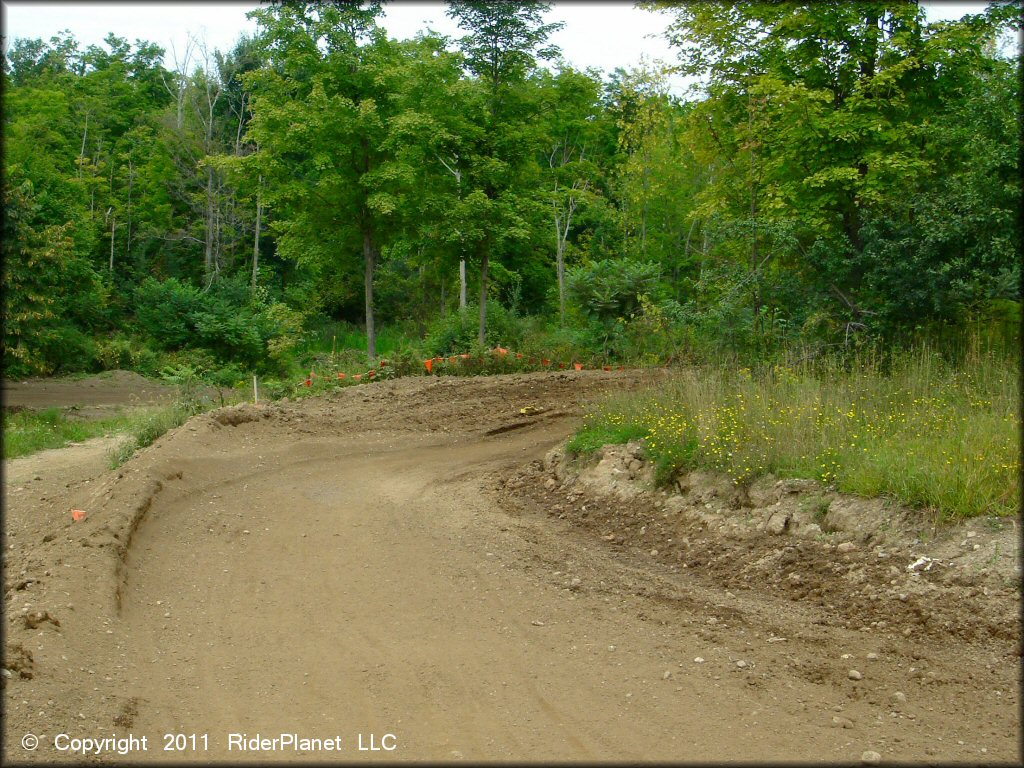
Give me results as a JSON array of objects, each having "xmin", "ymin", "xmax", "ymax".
[
  {"xmin": 2, "ymin": 370, "xmax": 1020, "ymax": 763},
  {"xmin": 2, "ymin": 371, "xmax": 181, "ymax": 412}
]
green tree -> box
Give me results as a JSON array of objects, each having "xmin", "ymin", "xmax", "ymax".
[
  {"xmin": 537, "ymin": 66, "xmax": 604, "ymax": 324},
  {"xmin": 646, "ymin": 1, "xmax": 1021, "ymax": 343},
  {"xmin": 246, "ymin": 1, "xmax": 412, "ymax": 360},
  {"xmin": 446, "ymin": 0, "xmax": 563, "ymax": 343}
]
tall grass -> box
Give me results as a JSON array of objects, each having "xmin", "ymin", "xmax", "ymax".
[
  {"xmin": 2, "ymin": 407, "xmax": 132, "ymax": 459},
  {"xmin": 570, "ymin": 344, "xmax": 1020, "ymax": 520},
  {"xmin": 105, "ymin": 404, "xmax": 202, "ymax": 468},
  {"xmin": 298, "ymin": 320, "xmax": 415, "ymax": 360}
]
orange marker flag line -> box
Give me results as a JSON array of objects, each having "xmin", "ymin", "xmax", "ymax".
[
  {"xmin": 424, "ymin": 359, "xmax": 433, "ymax": 373},
  {"xmin": 71, "ymin": 509, "xmax": 87, "ymax": 522},
  {"xmin": 337, "ymin": 372, "xmax": 347, "ymax": 380}
]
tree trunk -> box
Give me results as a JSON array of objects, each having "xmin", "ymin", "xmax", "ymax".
[
  {"xmin": 252, "ymin": 175, "xmax": 262, "ymax": 294},
  {"xmin": 204, "ymin": 167, "xmax": 215, "ymax": 285},
  {"xmin": 126, "ymin": 156, "xmax": 134, "ymax": 261},
  {"xmin": 459, "ymin": 259, "xmax": 467, "ymax": 309},
  {"xmin": 477, "ymin": 249, "xmax": 489, "ymax": 346},
  {"xmin": 554, "ymin": 193, "xmax": 578, "ymax": 327},
  {"xmin": 750, "ymin": 148, "xmax": 765, "ymax": 332},
  {"xmin": 418, "ymin": 262, "xmax": 427, "ymax": 337},
  {"xmin": 556, "ymin": 237, "xmax": 566, "ymax": 326},
  {"xmin": 860, "ymin": 11, "xmax": 879, "ymax": 81},
  {"xmin": 109, "ymin": 216, "xmax": 116, "ymax": 272},
  {"xmin": 78, "ymin": 111, "xmax": 89, "ymax": 179},
  {"xmin": 363, "ymin": 226, "xmax": 377, "ymax": 361}
]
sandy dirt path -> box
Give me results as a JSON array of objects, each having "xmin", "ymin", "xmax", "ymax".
[
  {"xmin": 113, "ymin": 427, "xmax": 825, "ymax": 762},
  {"xmin": 2, "ymin": 371, "xmax": 1019, "ymax": 764}
]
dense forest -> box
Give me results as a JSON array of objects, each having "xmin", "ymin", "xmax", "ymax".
[{"xmin": 3, "ymin": 1, "xmax": 1020, "ymax": 384}]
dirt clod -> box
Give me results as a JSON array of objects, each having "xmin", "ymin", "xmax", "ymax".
[{"xmin": 23, "ymin": 611, "xmax": 60, "ymax": 629}]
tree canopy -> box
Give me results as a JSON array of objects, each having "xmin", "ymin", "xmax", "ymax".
[{"xmin": 3, "ymin": 2, "xmax": 1019, "ymax": 377}]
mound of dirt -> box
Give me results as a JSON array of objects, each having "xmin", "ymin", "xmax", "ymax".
[{"xmin": 520, "ymin": 443, "xmax": 1021, "ymax": 644}]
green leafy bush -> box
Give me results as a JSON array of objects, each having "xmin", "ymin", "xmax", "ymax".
[
  {"xmin": 424, "ymin": 304, "xmax": 525, "ymax": 356},
  {"xmin": 566, "ymin": 259, "xmax": 660, "ymax": 323},
  {"xmin": 95, "ymin": 333, "xmax": 160, "ymax": 375},
  {"xmin": 36, "ymin": 325, "xmax": 98, "ymax": 375},
  {"xmin": 192, "ymin": 309, "xmax": 263, "ymax": 363},
  {"xmin": 256, "ymin": 299, "xmax": 308, "ymax": 373},
  {"xmin": 135, "ymin": 277, "xmax": 204, "ymax": 350}
]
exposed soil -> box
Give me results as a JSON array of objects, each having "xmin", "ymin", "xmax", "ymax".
[
  {"xmin": 2, "ymin": 370, "xmax": 224, "ymax": 420},
  {"xmin": 2, "ymin": 371, "xmax": 179, "ymax": 409},
  {"xmin": 2, "ymin": 370, "xmax": 1020, "ymax": 764}
]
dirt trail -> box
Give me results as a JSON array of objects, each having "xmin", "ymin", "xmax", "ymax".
[
  {"xmin": 2, "ymin": 369, "xmax": 224, "ymax": 419},
  {"xmin": 2, "ymin": 371, "xmax": 179, "ymax": 411},
  {"xmin": 2, "ymin": 371, "xmax": 1019, "ymax": 763}
]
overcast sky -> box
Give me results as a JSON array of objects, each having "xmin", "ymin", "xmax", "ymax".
[{"xmin": 1, "ymin": 1, "xmax": 994, "ymax": 96}]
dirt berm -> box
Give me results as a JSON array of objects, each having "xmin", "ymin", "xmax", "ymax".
[{"xmin": 2, "ymin": 370, "xmax": 1020, "ymax": 763}]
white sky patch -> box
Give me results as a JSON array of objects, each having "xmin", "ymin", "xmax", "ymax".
[
  {"xmin": 2, "ymin": 2, "xmax": 675, "ymax": 74},
  {"xmin": 0, "ymin": 0, "xmax": 1001, "ymax": 96}
]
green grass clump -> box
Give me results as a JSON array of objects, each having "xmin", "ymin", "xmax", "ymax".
[
  {"xmin": 566, "ymin": 421, "xmax": 649, "ymax": 455},
  {"xmin": 106, "ymin": 404, "xmax": 203, "ymax": 468},
  {"xmin": 570, "ymin": 344, "xmax": 1020, "ymax": 520},
  {"xmin": 2, "ymin": 408, "xmax": 131, "ymax": 459},
  {"xmin": 1, "ymin": 403, "xmax": 208, "ymax": 467}
]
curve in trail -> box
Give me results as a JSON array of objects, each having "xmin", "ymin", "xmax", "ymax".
[
  {"xmin": 7, "ymin": 372, "xmax": 1016, "ymax": 764},
  {"xmin": 110, "ymin": 414, "xmax": 812, "ymax": 762}
]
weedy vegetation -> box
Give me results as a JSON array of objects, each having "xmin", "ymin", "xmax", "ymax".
[{"xmin": 570, "ymin": 342, "xmax": 1020, "ymax": 520}]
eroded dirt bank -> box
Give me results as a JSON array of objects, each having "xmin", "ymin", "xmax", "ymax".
[{"xmin": 2, "ymin": 370, "xmax": 1019, "ymax": 764}]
